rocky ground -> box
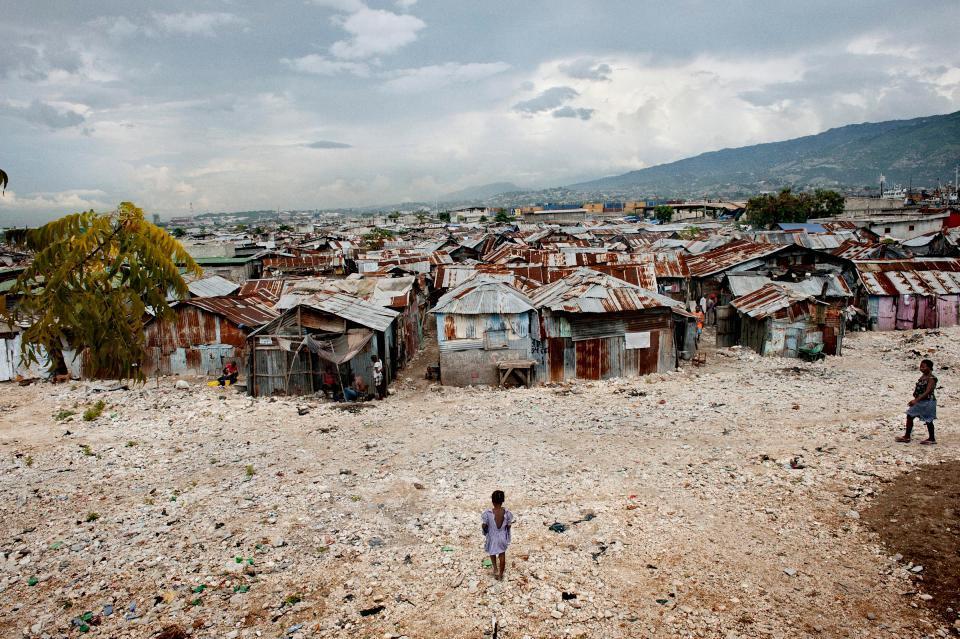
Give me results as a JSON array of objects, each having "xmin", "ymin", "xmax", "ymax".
[{"xmin": 0, "ymin": 327, "xmax": 958, "ymax": 639}]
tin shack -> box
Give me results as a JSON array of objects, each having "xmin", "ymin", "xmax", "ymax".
[
  {"xmin": 247, "ymin": 292, "xmax": 399, "ymax": 397},
  {"xmin": 431, "ymin": 277, "xmax": 537, "ymax": 386},
  {"xmin": 530, "ymin": 268, "xmax": 695, "ymax": 382},
  {"xmin": 729, "ymin": 283, "xmax": 844, "ymax": 357},
  {"xmin": 143, "ymin": 296, "xmax": 278, "ymax": 379},
  {"xmin": 854, "ymin": 259, "xmax": 960, "ymax": 330}
]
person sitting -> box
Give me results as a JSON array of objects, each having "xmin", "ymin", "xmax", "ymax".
[
  {"xmin": 320, "ymin": 369, "xmax": 337, "ymax": 398},
  {"xmin": 218, "ymin": 361, "xmax": 239, "ymax": 386},
  {"xmin": 343, "ymin": 375, "xmax": 368, "ymax": 402}
]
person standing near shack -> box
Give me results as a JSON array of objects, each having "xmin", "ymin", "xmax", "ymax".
[
  {"xmin": 896, "ymin": 359, "xmax": 938, "ymax": 445},
  {"xmin": 371, "ymin": 354, "xmax": 385, "ymax": 400}
]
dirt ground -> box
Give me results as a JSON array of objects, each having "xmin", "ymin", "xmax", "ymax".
[
  {"xmin": 863, "ymin": 460, "xmax": 960, "ymax": 626},
  {"xmin": 0, "ymin": 327, "xmax": 958, "ymax": 638}
]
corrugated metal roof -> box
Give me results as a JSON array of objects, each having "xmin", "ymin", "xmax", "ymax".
[
  {"xmin": 321, "ymin": 276, "xmax": 417, "ymax": 308},
  {"xmin": 284, "ymin": 291, "xmax": 399, "ymax": 331},
  {"xmin": 431, "ymin": 276, "xmax": 535, "ymax": 315},
  {"xmin": 530, "ymin": 268, "xmax": 685, "ymax": 314},
  {"xmin": 776, "ymin": 223, "xmax": 827, "ymax": 233},
  {"xmin": 730, "ymin": 284, "xmax": 819, "ymax": 319},
  {"xmin": 238, "ymin": 279, "xmax": 286, "ymax": 305},
  {"xmin": 187, "ymin": 275, "xmax": 240, "ymax": 298},
  {"xmin": 855, "ymin": 259, "xmax": 960, "ymax": 296},
  {"xmin": 262, "ymin": 254, "xmax": 338, "ymax": 270},
  {"xmin": 651, "ymin": 252, "xmax": 689, "ymax": 278},
  {"xmin": 686, "ymin": 240, "xmax": 789, "ymax": 278},
  {"xmin": 183, "ymin": 296, "xmax": 278, "ymax": 328},
  {"xmin": 727, "ymin": 273, "xmax": 852, "ymax": 298}
]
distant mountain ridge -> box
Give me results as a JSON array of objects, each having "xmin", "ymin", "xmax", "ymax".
[
  {"xmin": 568, "ymin": 110, "xmax": 960, "ymax": 198},
  {"xmin": 441, "ymin": 182, "xmax": 524, "ymax": 202}
]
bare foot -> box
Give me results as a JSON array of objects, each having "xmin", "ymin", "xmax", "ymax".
[
  {"xmin": 919, "ymin": 439, "xmax": 936, "ymax": 445},
  {"xmin": 895, "ymin": 436, "xmax": 911, "ymax": 443}
]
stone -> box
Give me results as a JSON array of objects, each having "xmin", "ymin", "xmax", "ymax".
[{"xmin": 175, "ymin": 380, "xmax": 190, "ymax": 390}]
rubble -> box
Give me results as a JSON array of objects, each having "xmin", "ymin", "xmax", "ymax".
[{"xmin": 0, "ymin": 327, "xmax": 956, "ymax": 637}]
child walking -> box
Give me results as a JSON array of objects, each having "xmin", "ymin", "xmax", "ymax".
[{"xmin": 481, "ymin": 490, "xmax": 513, "ymax": 580}]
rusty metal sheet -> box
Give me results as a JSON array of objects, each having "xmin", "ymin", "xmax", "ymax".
[
  {"xmin": 855, "ymin": 259, "xmax": 960, "ymax": 296},
  {"xmin": 685, "ymin": 239, "xmax": 789, "ymax": 278},
  {"xmin": 184, "ymin": 296, "xmax": 279, "ymax": 328},
  {"xmin": 575, "ymin": 338, "xmax": 607, "ymax": 380}
]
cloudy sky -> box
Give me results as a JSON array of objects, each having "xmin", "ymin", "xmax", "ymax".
[{"xmin": 2, "ymin": 0, "xmax": 959, "ymax": 223}]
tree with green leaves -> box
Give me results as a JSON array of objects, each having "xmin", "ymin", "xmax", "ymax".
[
  {"xmin": 0, "ymin": 169, "xmax": 8, "ymax": 194},
  {"xmin": 171, "ymin": 227, "xmax": 186, "ymax": 238},
  {"xmin": 744, "ymin": 188, "xmax": 844, "ymax": 228},
  {"xmin": 438, "ymin": 211, "xmax": 451, "ymax": 222},
  {"xmin": 415, "ymin": 212, "xmax": 428, "ymax": 224},
  {"xmin": 653, "ymin": 204, "xmax": 673, "ymax": 223},
  {"xmin": 362, "ymin": 227, "xmax": 395, "ymax": 249},
  {"xmin": 388, "ymin": 211, "xmax": 401, "ymax": 221},
  {"xmin": 3, "ymin": 202, "xmax": 201, "ymax": 380},
  {"xmin": 479, "ymin": 215, "xmax": 488, "ymax": 223},
  {"xmin": 494, "ymin": 209, "xmax": 512, "ymax": 223}
]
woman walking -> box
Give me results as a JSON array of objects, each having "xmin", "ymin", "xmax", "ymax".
[{"xmin": 896, "ymin": 359, "xmax": 938, "ymax": 445}]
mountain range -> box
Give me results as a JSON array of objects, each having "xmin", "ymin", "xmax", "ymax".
[{"xmin": 566, "ymin": 110, "xmax": 960, "ymax": 198}]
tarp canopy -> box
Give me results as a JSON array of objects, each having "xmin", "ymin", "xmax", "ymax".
[{"xmin": 303, "ymin": 329, "xmax": 373, "ymax": 365}]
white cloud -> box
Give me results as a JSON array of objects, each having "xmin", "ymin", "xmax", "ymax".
[
  {"xmin": 329, "ymin": 8, "xmax": 425, "ymax": 60},
  {"xmin": 281, "ymin": 55, "xmax": 370, "ymax": 77},
  {"xmin": 0, "ymin": 189, "xmax": 110, "ymax": 212},
  {"xmin": 381, "ymin": 62, "xmax": 510, "ymax": 93},
  {"xmin": 152, "ymin": 12, "xmax": 247, "ymax": 37}
]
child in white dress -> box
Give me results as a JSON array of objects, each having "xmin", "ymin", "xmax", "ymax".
[{"xmin": 481, "ymin": 490, "xmax": 513, "ymax": 580}]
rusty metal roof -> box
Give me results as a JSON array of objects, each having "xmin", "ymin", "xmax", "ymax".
[
  {"xmin": 290, "ymin": 291, "xmax": 399, "ymax": 331},
  {"xmin": 262, "ymin": 254, "xmax": 337, "ymax": 270},
  {"xmin": 238, "ymin": 278, "xmax": 286, "ymax": 305},
  {"xmin": 530, "ymin": 268, "xmax": 685, "ymax": 314},
  {"xmin": 183, "ymin": 296, "xmax": 279, "ymax": 328},
  {"xmin": 730, "ymin": 283, "xmax": 820, "ymax": 319},
  {"xmin": 685, "ymin": 240, "xmax": 789, "ymax": 277},
  {"xmin": 855, "ymin": 259, "xmax": 960, "ymax": 296},
  {"xmin": 431, "ymin": 276, "xmax": 535, "ymax": 315},
  {"xmin": 650, "ymin": 252, "xmax": 689, "ymax": 278}
]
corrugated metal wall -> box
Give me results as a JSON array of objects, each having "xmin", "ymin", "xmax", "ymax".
[{"xmin": 143, "ymin": 307, "xmax": 249, "ymax": 378}]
